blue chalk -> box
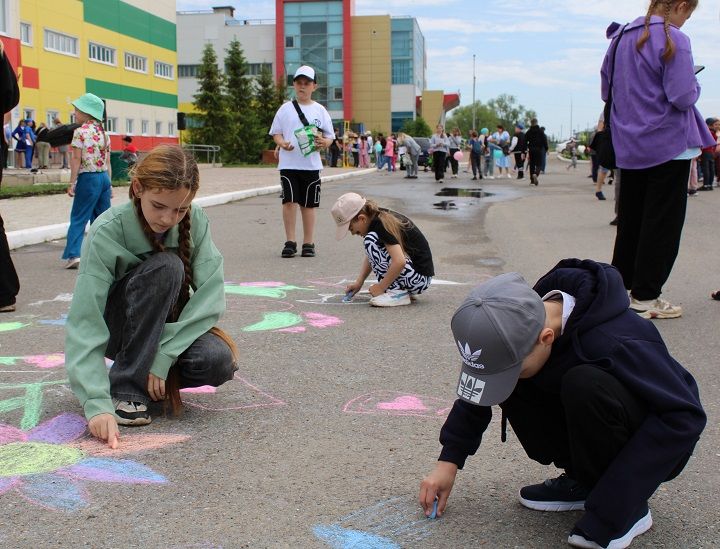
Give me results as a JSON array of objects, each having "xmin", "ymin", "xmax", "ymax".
[
  {"xmin": 429, "ymin": 498, "xmax": 438, "ymax": 519},
  {"xmin": 342, "ymin": 290, "xmax": 355, "ymax": 303}
]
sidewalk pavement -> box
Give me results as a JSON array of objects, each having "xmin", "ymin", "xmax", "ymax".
[{"xmin": 1, "ymin": 165, "xmax": 375, "ymax": 249}]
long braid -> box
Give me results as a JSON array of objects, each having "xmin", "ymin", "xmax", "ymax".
[
  {"xmin": 636, "ymin": 0, "xmax": 658, "ymax": 51},
  {"xmin": 661, "ymin": 0, "xmax": 675, "ymax": 62}
]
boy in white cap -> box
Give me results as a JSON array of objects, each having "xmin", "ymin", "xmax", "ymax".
[
  {"xmin": 419, "ymin": 258, "xmax": 705, "ymax": 548},
  {"xmin": 269, "ymin": 65, "xmax": 334, "ymax": 258}
]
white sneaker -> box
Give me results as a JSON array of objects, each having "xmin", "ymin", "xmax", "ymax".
[
  {"xmin": 507, "ymin": 174, "xmax": 512, "ymax": 179},
  {"xmin": 629, "ymin": 297, "xmax": 682, "ymax": 319},
  {"xmin": 487, "ymin": 176, "xmax": 495, "ymax": 179},
  {"xmin": 369, "ymin": 289, "xmax": 411, "ymax": 307},
  {"xmin": 64, "ymin": 257, "xmax": 80, "ymax": 270}
]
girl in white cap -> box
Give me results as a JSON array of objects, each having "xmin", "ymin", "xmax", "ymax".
[
  {"xmin": 62, "ymin": 92, "xmax": 112, "ymax": 269},
  {"xmin": 331, "ymin": 192, "xmax": 434, "ymax": 307}
]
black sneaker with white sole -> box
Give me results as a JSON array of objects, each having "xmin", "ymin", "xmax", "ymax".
[
  {"xmin": 519, "ymin": 473, "xmax": 588, "ymax": 512},
  {"xmin": 568, "ymin": 504, "xmax": 652, "ymax": 549},
  {"xmin": 113, "ymin": 398, "xmax": 152, "ymax": 426}
]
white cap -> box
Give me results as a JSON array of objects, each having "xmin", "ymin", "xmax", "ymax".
[{"xmin": 293, "ymin": 65, "xmax": 316, "ymax": 82}]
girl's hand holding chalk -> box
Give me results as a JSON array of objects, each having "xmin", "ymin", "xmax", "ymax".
[{"xmin": 342, "ymin": 290, "xmax": 355, "ymax": 302}]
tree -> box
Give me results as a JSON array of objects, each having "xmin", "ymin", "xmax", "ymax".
[
  {"xmin": 486, "ymin": 94, "xmax": 537, "ymax": 130},
  {"xmin": 400, "ymin": 116, "xmax": 432, "ymax": 137},
  {"xmin": 446, "ymin": 96, "xmax": 538, "ymax": 135},
  {"xmin": 189, "ymin": 44, "xmax": 229, "ymax": 149},
  {"xmin": 255, "ymin": 65, "xmax": 284, "ymax": 149},
  {"xmin": 223, "ymin": 38, "xmax": 264, "ymax": 163}
]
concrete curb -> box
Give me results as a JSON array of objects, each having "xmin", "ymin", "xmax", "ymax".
[{"xmin": 6, "ymin": 168, "xmax": 377, "ymax": 250}]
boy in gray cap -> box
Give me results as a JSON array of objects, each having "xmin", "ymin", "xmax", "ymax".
[{"xmin": 419, "ymin": 259, "xmax": 705, "ymax": 549}]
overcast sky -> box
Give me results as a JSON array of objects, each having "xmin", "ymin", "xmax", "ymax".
[{"xmin": 177, "ymin": 0, "xmax": 720, "ymax": 139}]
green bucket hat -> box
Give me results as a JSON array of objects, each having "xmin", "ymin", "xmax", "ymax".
[{"xmin": 71, "ymin": 93, "xmax": 105, "ymax": 121}]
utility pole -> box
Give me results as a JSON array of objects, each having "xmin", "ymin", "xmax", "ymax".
[
  {"xmin": 570, "ymin": 97, "xmax": 573, "ymax": 138},
  {"xmin": 472, "ymin": 54, "xmax": 477, "ymax": 130}
]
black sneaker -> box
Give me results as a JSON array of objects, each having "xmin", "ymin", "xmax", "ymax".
[
  {"xmin": 281, "ymin": 241, "xmax": 297, "ymax": 258},
  {"xmin": 519, "ymin": 473, "xmax": 588, "ymax": 511},
  {"xmin": 568, "ymin": 504, "xmax": 652, "ymax": 548},
  {"xmin": 113, "ymin": 398, "xmax": 152, "ymax": 426},
  {"xmin": 301, "ymin": 243, "xmax": 316, "ymax": 257}
]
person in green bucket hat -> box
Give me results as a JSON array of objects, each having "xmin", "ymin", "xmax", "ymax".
[{"xmin": 61, "ymin": 93, "xmax": 112, "ymax": 269}]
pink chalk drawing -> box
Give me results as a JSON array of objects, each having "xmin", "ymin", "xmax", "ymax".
[
  {"xmin": 304, "ymin": 312, "xmax": 344, "ymax": 329},
  {"xmin": 0, "ymin": 354, "xmax": 66, "ymax": 370},
  {"xmin": 238, "ymin": 282, "xmax": 286, "ymax": 288},
  {"xmin": 181, "ymin": 376, "xmax": 285, "ymax": 412},
  {"xmin": 343, "ymin": 391, "xmax": 453, "ymax": 418},
  {"xmin": 0, "ymin": 413, "xmax": 189, "ymax": 512}
]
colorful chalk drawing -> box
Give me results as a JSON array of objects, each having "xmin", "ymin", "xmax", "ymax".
[
  {"xmin": 224, "ymin": 282, "xmax": 314, "ymax": 299},
  {"xmin": 314, "ymin": 496, "xmax": 437, "ymax": 548},
  {"xmin": 180, "ymin": 377, "xmax": 285, "ymax": 411},
  {"xmin": 0, "ymin": 380, "xmax": 69, "ymax": 430},
  {"xmin": 38, "ymin": 314, "xmax": 67, "ymax": 326},
  {"xmin": 343, "ymin": 391, "xmax": 453, "ymax": 418},
  {"xmin": 0, "ymin": 322, "xmax": 30, "ymax": 333},
  {"xmin": 0, "ymin": 413, "xmax": 188, "ymax": 512},
  {"xmin": 28, "ymin": 293, "xmax": 73, "ymax": 307},
  {"xmin": 243, "ymin": 311, "xmax": 343, "ymax": 333}
]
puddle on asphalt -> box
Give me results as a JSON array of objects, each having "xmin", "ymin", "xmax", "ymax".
[{"xmin": 435, "ymin": 187, "xmax": 493, "ymax": 198}]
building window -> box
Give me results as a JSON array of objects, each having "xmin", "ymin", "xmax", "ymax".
[
  {"xmin": 69, "ymin": 112, "xmax": 76, "ymax": 123},
  {"xmin": 392, "ymin": 59, "xmax": 412, "ymax": 85},
  {"xmin": 168, "ymin": 122, "xmax": 175, "ymax": 136},
  {"xmin": 285, "ymin": 36, "xmax": 295, "ymax": 48},
  {"xmin": 126, "ymin": 119, "xmax": 134, "ymax": 134},
  {"xmin": 156, "ymin": 121, "xmax": 162, "ymax": 135},
  {"xmin": 141, "ymin": 120, "xmax": 149, "ymax": 135},
  {"xmin": 333, "ymin": 88, "xmax": 343, "ymax": 100},
  {"xmin": 333, "ymin": 48, "xmax": 342, "ymax": 61},
  {"xmin": 154, "ymin": 61, "xmax": 173, "ymax": 80},
  {"xmin": 89, "ymin": 42, "xmax": 116, "ymax": 65},
  {"xmin": 124, "ymin": 52, "xmax": 147, "ymax": 73},
  {"xmin": 23, "ymin": 108, "xmax": 35, "ymax": 121},
  {"xmin": 106, "ymin": 117, "xmax": 117, "ymax": 133},
  {"xmin": 46, "ymin": 110, "xmax": 58, "ymax": 127},
  {"xmin": 20, "ymin": 22, "xmax": 32, "ymax": 46},
  {"xmin": 44, "ymin": 29, "xmax": 78, "ymax": 57},
  {"xmin": 245, "ymin": 62, "xmax": 273, "ymax": 76},
  {"xmin": 178, "ymin": 64, "xmax": 200, "ymax": 78}
]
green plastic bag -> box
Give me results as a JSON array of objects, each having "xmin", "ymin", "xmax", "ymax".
[{"xmin": 294, "ymin": 125, "xmax": 318, "ymax": 157}]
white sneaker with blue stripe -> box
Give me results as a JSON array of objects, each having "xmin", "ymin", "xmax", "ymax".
[{"xmin": 370, "ymin": 289, "xmax": 411, "ymax": 307}]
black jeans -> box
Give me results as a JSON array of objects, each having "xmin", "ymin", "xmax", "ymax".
[
  {"xmin": 528, "ymin": 147, "xmax": 544, "ymax": 177},
  {"xmin": 700, "ymin": 151, "xmax": 715, "ymax": 187},
  {"xmin": 0, "ymin": 213, "xmax": 19, "ymax": 308},
  {"xmin": 514, "ymin": 152, "xmax": 525, "ymax": 178},
  {"xmin": 611, "ymin": 160, "xmax": 690, "ymax": 300},
  {"xmin": 501, "ymin": 365, "xmax": 647, "ymax": 490},
  {"xmin": 470, "ymin": 151, "xmax": 482, "ymax": 178},
  {"xmin": 433, "ymin": 151, "xmax": 447, "ymax": 181},
  {"xmin": 104, "ymin": 252, "xmax": 236, "ymax": 404},
  {"xmin": 448, "ymin": 148, "xmax": 459, "ymax": 175}
]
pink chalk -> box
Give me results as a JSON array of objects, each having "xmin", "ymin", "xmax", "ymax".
[{"xmin": 377, "ymin": 395, "xmax": 428, "ymax": 411}]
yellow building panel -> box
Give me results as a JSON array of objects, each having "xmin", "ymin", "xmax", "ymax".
[
  {"xmin": 421, "ymin": 90, "xmax": 445, "ymax": 129},
  {"xmin": 351, "ymin": 15, "xmax": 391, "ymax": 134}
]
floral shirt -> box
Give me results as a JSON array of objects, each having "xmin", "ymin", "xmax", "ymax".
[{"xmin": 71, "ymin": 122, "xmax": 110, "ymax": 173}]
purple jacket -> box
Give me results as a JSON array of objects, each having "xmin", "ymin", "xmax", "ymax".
[{"xmin": 601, "ymin": 17, "xmax": 714, "ymax": 169}]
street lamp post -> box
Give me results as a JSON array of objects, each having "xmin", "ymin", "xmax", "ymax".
[{"xmin": 472, "ymin": 54, "xmax": 476, "ymax": 130}]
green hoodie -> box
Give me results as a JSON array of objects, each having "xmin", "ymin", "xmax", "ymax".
[{"xmin": 65, "ymin": 201, "xmax": 225, "ymax": 420}]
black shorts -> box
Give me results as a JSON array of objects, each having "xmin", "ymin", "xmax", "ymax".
[{"xmin": 280, "ymin": 169, "xmax": 321, "ymax": 208}]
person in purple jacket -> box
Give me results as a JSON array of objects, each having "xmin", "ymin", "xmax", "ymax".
[
  {"xmin": 602, "ymin": 0, "xmax": 715, "ymax": 320},
  {"xmin": 419, "ymin": 260, "xmax": 705, "ymax": 549}
]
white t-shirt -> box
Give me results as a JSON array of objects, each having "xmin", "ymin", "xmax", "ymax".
[{"xmin": 269, "ymin": 100, "xmax": 334, "ymax": 171}]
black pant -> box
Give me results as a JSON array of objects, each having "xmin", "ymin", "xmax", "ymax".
[
  {"xmin": 501, "ymin": 365, "xmax": 647, "ymax": 490},
  {"xmin": 0, "ymin": 213, "xmax": 19, "ymax": 308},
  {"xmin": 528, "ymin": 147, "xmax": 543, "ymax": 177},
  {"xmin": 700, "ymin": 151, "xmax": 715, "ymax": 187},
  {"xmin": 433, "ymin": 151, "xmax": 447, "ymax": 181},
  {"xmin": 514, "ymin": 152, "xmax": 525, "ymax": 178},
  {"xmin": 611, "ymin": 160, "xmax": 690, "ymax": 300},
  {"xmin": 448, "ymin": 148, "xmax": 459, "ymax": 175},
  {"xmin": 329, "ymin": 146, "xmax": 339, "ymax": 167}
]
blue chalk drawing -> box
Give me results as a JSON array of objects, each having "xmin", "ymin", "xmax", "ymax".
[
  {"xmin": 38, "ymin": 314, "xmax": 68, "ymax": 326},
  {"xmin": 314, "ymin": 496, "xmax": 436, "ymax": 548}
]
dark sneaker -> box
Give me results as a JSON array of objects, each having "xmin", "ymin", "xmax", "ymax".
[
  {"xmin": 519, "ymin": 473, "xmax": 588, "ymax": 512},
  {"xmin": 281, "ymin": 241, "xmax": 297, "ymax": 258},
  {"xmin": 568, "ymin": 504, "xmax": 652, "ymax": 548},
  {"xmin": 301, "ymin": 243, "xmax": 316, "ymax": 257},
  {"xmin": 113, "ymin": 399, "xmax": 152, "ymax": 426},
  {"xmin": 596, "ymin": 191, "xmax": 606, "ymax": 200}
]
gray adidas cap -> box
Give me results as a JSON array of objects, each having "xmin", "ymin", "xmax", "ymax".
[{"xmin": 451, "ymin": 272, "xmax": 545, "ymax": 406}]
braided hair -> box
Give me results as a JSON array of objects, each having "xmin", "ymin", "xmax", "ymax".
[
  {"xmin": 636, "ymin": 0, "xmax": 698, "ymax": 62},
  {"xmin": 129, "ymin": 145, "xmax": 238, "ymax": 414}
]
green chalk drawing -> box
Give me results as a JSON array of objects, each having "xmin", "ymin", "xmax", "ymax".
[
  {"xmin": 0, "ymin": 323, "xmax": 30, "ymax": 333},
  {"xmin": 0, "ymin": 380, "xmax": 68, "ymax": 430},
  {"xmin": 224, "ymin": 284, "xmax": 312, "ymax": 299},
  {"xmin": 242, "ymin": 312, "xmax": 303, "ymax": 332},
  {"xmin": 0, "ymin": 442, "xmax": 84, "ymax": 477},
  {"xmin": 0, "ymin": 357, "xmax": 21, "ymax": 365}
]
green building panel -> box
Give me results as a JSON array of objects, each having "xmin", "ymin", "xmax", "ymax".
[
  {"xmin": 83, "ymin": 0, "xmax": 176, "ymax": 52},
  {"xmin": 86, "ymin": 79, "xmax": 178, "ymax": 109}
]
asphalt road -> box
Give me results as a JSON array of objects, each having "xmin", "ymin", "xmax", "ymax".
[{"xmin": 0, "ymin": 159, "xmax": 717, "ymax": 548}]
